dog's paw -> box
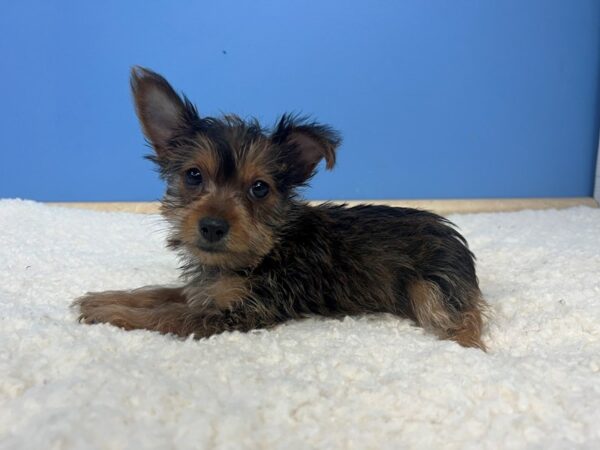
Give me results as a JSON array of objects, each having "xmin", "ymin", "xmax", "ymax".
[
  {"xmin": 72, "ymin": 291, "xmax": 132, "ymax": 327},
  {"xmin": 72, "ymin": 287, "xmax": 190, "ymax": 333}
]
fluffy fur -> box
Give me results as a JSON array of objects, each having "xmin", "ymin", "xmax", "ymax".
[{"xmin": 74, "ymin": 67, "xmax": 488, "ymax": 350}]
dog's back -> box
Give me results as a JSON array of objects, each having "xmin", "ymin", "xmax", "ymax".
[{"xmin": 246, "ymin": 202, "xmax": 487, "ymax": 350}]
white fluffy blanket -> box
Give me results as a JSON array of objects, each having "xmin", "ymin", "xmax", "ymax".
[{"xmin": 1, "ymin": 199, "xmax": 599, "ymax": 449}]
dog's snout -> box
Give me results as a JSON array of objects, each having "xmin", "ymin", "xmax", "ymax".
[{"xmin": 199, "ymin": 217, "xmax": 230, "ymax": 243}]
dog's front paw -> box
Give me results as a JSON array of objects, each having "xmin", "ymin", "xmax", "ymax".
[
  {"xmin": 72, "ymin": 291, "xmax": 133, "ymax": 327},
  {"xmin": 72, "ymin": 286, "xmax": 192, "ymax": 334}
]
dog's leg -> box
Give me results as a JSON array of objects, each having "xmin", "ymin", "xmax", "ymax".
[
  {"xmin": 74, "ymin": 286, "xmax": 186, "ymax": 309},
  {"xmin": 408, "ymin": 280, "xmax": 487, "ymax": 350},
  {"xmin": 73, "ymin": 286, "xmax": 201, "ymax": 336},
  {"xmin": 73, "ymin": 286, "xmax": 256, "ymax": 338}
]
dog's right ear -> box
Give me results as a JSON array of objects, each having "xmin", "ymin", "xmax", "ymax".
[
  {"xmin": 270, "ymin": 114, "xmax": 341, "ymax": 187},
  {"xmin": 130, "ymin": 66, "xmax": 197, "ymax": 157}
]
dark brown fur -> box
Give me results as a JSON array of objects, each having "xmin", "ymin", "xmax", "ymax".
[{"xmin": 74, "ymin": 67, "xmax": 488, "ymax": 350}]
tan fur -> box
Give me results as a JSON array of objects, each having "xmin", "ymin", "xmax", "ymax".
[
  {"xmin": 450, "ymin": 306, "xmax": 486, "ymax": 351},
  {"xmin": 74, "ymin": 287, "xmax": 185, "ymax": 309},
  {"xmin": 74, "ymin": 287, "xmax": 198, "ymax": 336},
  {"xmin": 173, "ymin": 144, "xmax": 280, "ymax": 270},
  {"xmin": 188, "ymin": 135, "xmax": 220, "ymax": 179},
  {"xmin": 236, "ymin": 139, "xmax": 275, "ymax": 181},
  {"xmin": 408, "ymin": 280, "xmax": 456, "ymax": 332},
  {"xmin": 408, "ymin": 280, "xmax": 486, "ymax": 350},
  {"xmin": 178, "ymin": 190, "xmax": 276, "ymax": 269},
  {"xmin": 204, "ymin": 275, "xmax": 251, "ymax": 310}
]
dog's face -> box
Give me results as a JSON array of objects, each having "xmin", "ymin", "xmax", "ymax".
[{"xmin": 130, "ymin": 67, "xmax": 341, "ymax": 270}]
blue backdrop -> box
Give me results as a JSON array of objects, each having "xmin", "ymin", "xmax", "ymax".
[{"xmin": 1, "ymin": 0, "xmax": 599, "ymax": 201}]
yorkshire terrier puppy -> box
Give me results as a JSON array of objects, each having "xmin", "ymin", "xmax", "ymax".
[{"xmin": 74, "ymin": 67, "xmax": 488, "ymax": 350}]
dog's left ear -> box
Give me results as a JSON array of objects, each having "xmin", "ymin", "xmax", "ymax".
[
  {"xmin": 271, "ymin": 114, "xmax": 342, "ymax": 186},
  {"xmin": 130, "ymin": 66, "xmax": 198, "ymax": 159}
]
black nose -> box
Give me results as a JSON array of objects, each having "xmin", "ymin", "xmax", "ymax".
[{"xmin": 199, "ymin": 217, "xmax": 230, "ymax": 243}]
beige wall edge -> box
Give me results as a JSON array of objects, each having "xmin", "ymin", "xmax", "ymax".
[{"xmin": 49, "ymin": 197, "xmax": 598, "ymax": 215}]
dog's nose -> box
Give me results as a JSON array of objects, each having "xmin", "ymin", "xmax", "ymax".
[{"xmin": 199, "ymin": 217, "xmax": 230, "ymax": 243}]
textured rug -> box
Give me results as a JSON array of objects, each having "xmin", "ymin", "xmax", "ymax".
[{"xmin": 1, "ymin": 199, "xmax": 599, "ymax": 449}]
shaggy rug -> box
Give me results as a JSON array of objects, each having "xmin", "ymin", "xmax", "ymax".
[{"xmin": 0, "ymin": 199, "xmax": 599, "ymax": 449}]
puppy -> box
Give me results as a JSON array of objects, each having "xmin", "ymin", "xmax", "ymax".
[{"xmin": 74, "ymin": 67, "xmax": 488, "ymax": 350}]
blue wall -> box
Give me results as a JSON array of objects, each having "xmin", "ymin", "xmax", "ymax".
[{"xmin": 1, "ymin": 0, "xmax": 599, "ymax": 201}]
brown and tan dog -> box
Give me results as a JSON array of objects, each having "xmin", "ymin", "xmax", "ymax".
[{"xmin": 74, "ymin": 67, "xmax": 488, "ymax": 350}]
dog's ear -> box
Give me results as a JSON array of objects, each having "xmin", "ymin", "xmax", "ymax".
[
  {"xmin": 130, "ymin": 66, "xmax": 198, "ymax": 157},
  {"xmin": 271, "ymin": 114, "xmax": 342, "ymax": 186}
]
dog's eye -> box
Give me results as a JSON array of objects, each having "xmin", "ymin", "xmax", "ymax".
[
  {"xmin": 249, "ymin": 180, "xmax": 270, "ymax": 199},
  {"xmin": 185, "ymin": 168, "xmax": 203, "ymax": 187}
]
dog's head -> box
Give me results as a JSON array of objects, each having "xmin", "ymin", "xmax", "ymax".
[{"xmin": 130, "ymin": 67, "xmax": 341, "ymax": 270}]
